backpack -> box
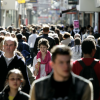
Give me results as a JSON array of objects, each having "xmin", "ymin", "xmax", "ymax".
[
  {"xmin": 78, "ymin": 59, "xmax": 99, "ymax": 100},
  {"xmin": 21, "ymin": 44, "xmax": 33, "ymax": 66}
]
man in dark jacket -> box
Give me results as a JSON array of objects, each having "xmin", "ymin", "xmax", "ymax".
[
  {"xmin": 0, "ymin": 37, "xmax": 30, "ymax": 94},
  {"xmin": 16, "ymin": 33, "xmax": 30, "ymax": 53},
  {"xmin": 34, "ymin": 24, "xmax": 56, "ymax": 55},
  {"xmin": 30, "ymin": 45, "xmax": 93, "ymax": 100},
  {"xmin": 22, "ymin": 27, "xmax": 30, "ymax": 42}
]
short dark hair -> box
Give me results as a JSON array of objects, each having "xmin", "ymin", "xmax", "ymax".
[
  {"xmin": 63, "ymin": 32, "xmax": 71, "ymax": 39},
  {"xmin": 51, "ymin": 45, "xmax": 72, "ymax": 62},
  {"xmin": 32, "ymin": 28, "xmax": 36, "ymax": 33},
  {"xmin": 75, "ymin": 37, "xmax": 81, "ymax": 45},
  {"xmin": 38, "ymin": 38, "xmax": 50, "ymax": 49},
  {"xmin": 82, "ymin": 38, "xmax": 96, "ymax": 54}
]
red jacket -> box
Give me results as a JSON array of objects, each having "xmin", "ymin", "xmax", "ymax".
[{"xmin": 72, "ymin": 58, "xmax": 100, "ymax": 100}]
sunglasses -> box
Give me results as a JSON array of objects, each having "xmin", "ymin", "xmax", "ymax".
[{"xmin": 9, "ymin": 78, "xmax": 22, "ymax": 81}]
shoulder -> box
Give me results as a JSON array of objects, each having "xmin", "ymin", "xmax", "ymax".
[
  {"xmin": 14, "ymin": 54, "xmax": 25, "ymax": 64},
  {"xmin": 73, "ymin": 73, "xmax": 93, "ymax": 89},
  {"xmin": 33, "ymin": 75, "xmax": 50, "ymax": 85},
  {"xmin": 19, "ymin": 91, "xmax": 30, "ymax": 99}
]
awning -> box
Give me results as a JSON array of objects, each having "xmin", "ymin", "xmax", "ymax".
[{"xmin": 60, "ymin": 7, "xmax": 77, "ymax": 17}]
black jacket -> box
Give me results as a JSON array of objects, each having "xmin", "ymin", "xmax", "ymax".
[
  {"xmin": 17, "ymin": 39, "xmax": 30, "ymax": 53},
  {"xmin": 31, "ymin": 72, "xmax": 92, "ymax": 100},
  {"xmin": 34, "ymin": 34, "xmax": 56, "ymax": 54},
  {"xmin": 0, "ymin": 54, "xmax": 30, "ymax": 94},
  {"xmin": 0, "ymin": 88, "xmax": 29, "ymax": 100},
  {"xmin": 22, "ymin": 31, "xmax": 30, "ymax": 42},
  {"xmin": 94, "ymin": 45, "xmax": 100, "ymax": 60}
]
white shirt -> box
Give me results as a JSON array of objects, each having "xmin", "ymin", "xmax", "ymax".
[
  {"xmin": 71, "ymin": 45, "xmax": 82, "ymax": 61},
  {"xmin": 28, "ymin": 34, "xmax": 37, "ymax": 48},
  {"xmin": 33, "ymin": 56, "xmax": 46, "ymax": 78}
]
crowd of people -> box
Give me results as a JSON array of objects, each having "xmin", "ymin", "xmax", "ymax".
[{"xmin": 0, "ymin": 23, "xmax": 99, "ymax": 100}]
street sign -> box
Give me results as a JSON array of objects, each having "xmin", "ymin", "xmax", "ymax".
[
  {"xmin": 28, "ymin": 0, "xmax": 37, "ymax": 3},
  {"xmin": 18, "ymin": 0, "xmax": 25, "ymax": 3}
]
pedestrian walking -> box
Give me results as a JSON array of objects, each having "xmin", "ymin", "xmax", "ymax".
[
  {"xmin": 0, "ymin": 69, "xmax": 30, "ymax": 100},
  {"xmin": 30, "ymin": 45, "xmax": 93, "ymax": 100}
]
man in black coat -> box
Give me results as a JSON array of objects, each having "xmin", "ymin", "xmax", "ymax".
[
  {"xmin": 0, "ymin": 37, "xmax": 30, "ymax": 94},
  {"xmin": 22, "ymin": 27, "xmax": 30, "ymax": 42},
  {"xmin": 34, "ymin": 24, "xmax": 56, "ymax": 55},
  {"xmin": 30, "ymin": 45, "xmax": 93, "ymax": 100}
]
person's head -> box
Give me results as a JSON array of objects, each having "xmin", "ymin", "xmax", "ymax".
[
  {"xmin": 50, "ymin": 45, "xmax": 72, "ymax": 80},
  {"xmin": 70, "ymin": 24, "xmax": 73, "ymax": 31},
  {"xmin": 17, "ymin": 28, "xmax": 20, "ymax": 33},
  {"xmin": 8, "ymin": 26, "xmax": 12, "ymax": 33},
  {"xmin": 50, "ymin": 25, "xmax": 55, "ymax": 31},
  {"xmin": 55, "ymin": 29, "xmax": 60, "ymax": 35},
  {"xmin": 38, "ymin": 38, "xmax": 50, "ymax": 54},
  {"xmin": 43, "ymin": 24, "xmax": 49, "ymax": 34},
  {"xmin": 0, "ymin": 30, "xmax": 6, "ymax": 36},
  {"xmin": 6, "ymin": 69, "xmax": 25, "ymax": 90},
  {"xmin": 97, "ymin": 37, "xmax": 100, "ymax": 46},
  {"xmin": 3, "ymin": 37, "xmax": 18, "ymax": 54},
  {"xmin": 63, "ymin": 32, "xmax": 71, "ymax": 39},
  {"xmin": 23, "ymin": 26, "xmax": 27, "ymax": 32},
  {"xmin": 54, "ymin": 37, "xmax": 60, "ymax": 45},
  {"xmin": 0, "ymin": 36, "xmax": 4, "ymax": 51},
  {"xmin": 11, "ymin": 33, "xmax": 16, "ymax": 38},
  {"xmin": 81, "ymin": 27, "xmax": 85, "ymax": 34},
  {"xmin": 16, "ymin": 33, "xmax": 22, "ymax": 40},
  {"xmin": 5, "ymin": 32, "xmax": 11, "ymax": 37},
  {"xmin": 82, "ymin": 38, "xmax": 96, "ymax": 57},
  {"xmin": 74, "ymin": 33, "xmax": 81, "ymax": 39},
  {"xmin": 32, "ymin": 28, "xmax": 36, "ymax": 34},
  {"xmin": 87, "ymin": 35, "xmax": 96, "ymax": 44},
  {"xmin": 22, "ymin": 36, "xmax": 27, "ymax": 42},
  {"xmin": 74, "ymin": 37, "xmax": 81, "ymax": 45}
]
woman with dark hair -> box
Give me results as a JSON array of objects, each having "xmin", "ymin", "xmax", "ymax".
[
  {"xmin": 33, "ymin": 38, "xmax": 52, "ymax": 79},
  {"xmin": 0, "ymin": 69, "xmax": 29, "ymax": 100},
  {"xmin": 55, "ymin": 29, "xmax": 63, "ymax": 41},
  {"xmin": 61, "ymin": 32, "xmax": 71, "ymax": 46},
  {"xmin": 71, "ymin": 37, "xmax": 82, "ymax": 61}
]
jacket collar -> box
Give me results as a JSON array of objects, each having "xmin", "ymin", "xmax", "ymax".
[
  {"xmin": 47, "ymin": 72, "xmax": 76, "ymax": 100},
  {"xmin": 48, "ymin": 71, "xmax": 76, "ymax": 85}
]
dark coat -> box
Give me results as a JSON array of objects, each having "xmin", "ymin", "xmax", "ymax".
[
  {"xmin": 22, "ymin": 31, "xmax": 30, "ymax": 42},
  {"xmin": 17, "ymin": 39, "xmax": 30, "ymax": 53},
  {"xmin": 0, "ymin": 54, "xmax": 30, "ymax": 94},
  {"xmin": 32, "ymin": 72, "xmax": 92, "ymax": 100},
  {"xmin": 94, "ymin": 45, "xmax": 100, "ymax": 60},
  {"xmin": 0, "ymin": 88, "xmax": 30, "ymax": 100},
  {"xmin": 34, "ymin": 34, "xmax": 56, "ymax": 54}
]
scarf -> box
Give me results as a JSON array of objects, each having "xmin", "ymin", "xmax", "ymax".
[{"xmin": 36, "ymin": 50, "xmax": 52, "ymax": 79}]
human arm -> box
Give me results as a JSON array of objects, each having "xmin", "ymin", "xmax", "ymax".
[
  {"xmin": 81, "ymin": 82, "xmax": 93, "ymax": 100},
  {"xmin": 20, "ymin": 60, "xmax": 30, "ymax": 94},
  {"xmin": 33, "ymin": 56, "xmax": 38, "ymax": 76},
  {"xmin": 29, "ymin": 82, "xmax": 36, "ymax": 100}
]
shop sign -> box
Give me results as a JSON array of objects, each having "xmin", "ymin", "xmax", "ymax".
[
  {"xmin": 68, "ymin": 0, "xmax": 79, "ymax": 4},
  {"xmin": 74, "ymin": 20, "xmax": 79, "ymax": 28},
  {"xmin": 28, "ymin": 0, "xmax": 37, "ymax": 3},
  {"xmin": 18, "ymin": 0, "xmax": 25, "ymax": 3}
]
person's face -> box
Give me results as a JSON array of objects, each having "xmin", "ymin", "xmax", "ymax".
[
  {"xmin": 51, "ymin": 54, "xmax": 72, "ymax": 78},
  {"xmin": 8, "ymin": 73, "xmax": 22, "ymax": 90},
  {"xmin": 11, "ymin": 34, "xmax": 15, "ymax": 38},
  {"xmin": 4, "ymin": 40, "xmax": 16, "ymax": 54},
  {"xmin": 0, "ymin": 33, "xmax": 5, "ymax": 36},
  {"xmin": 40, "ymin": 45, "xmax": 48, "ymax": 54}
]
